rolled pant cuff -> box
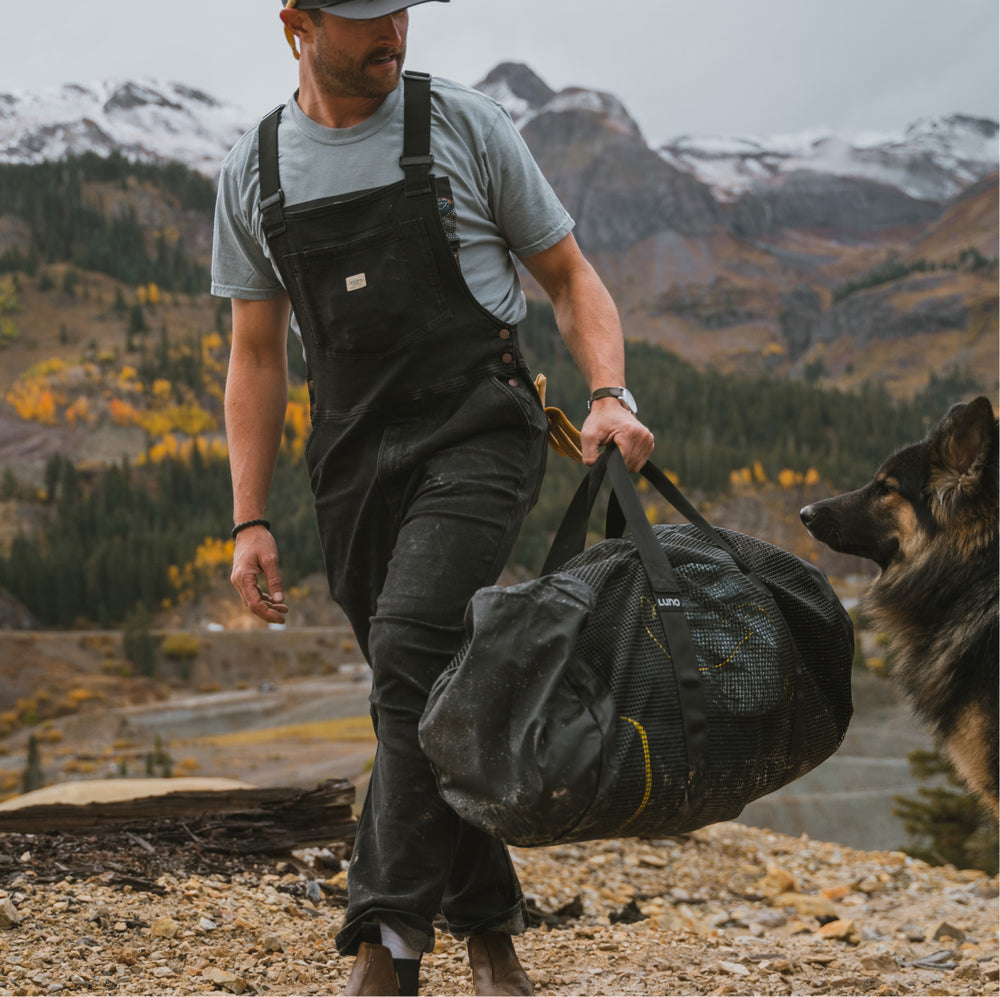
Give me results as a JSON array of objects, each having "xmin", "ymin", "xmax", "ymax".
[
  {"xmin": 335, "ymin": 909, "xmax": 432, "ymax": 958},
  {"xmin": 444, "ymin": 897, "xmax": 529, "ymax": 941}
]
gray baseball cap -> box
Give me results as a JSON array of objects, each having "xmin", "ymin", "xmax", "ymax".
[{"xmin": 292, "ymin": 0, "xmax": 449, "ymax": 18}]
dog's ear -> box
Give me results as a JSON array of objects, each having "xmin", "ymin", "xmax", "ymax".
[{"xmin": 934, "ymin": 396, "xmax": 997, "ymax": 480}]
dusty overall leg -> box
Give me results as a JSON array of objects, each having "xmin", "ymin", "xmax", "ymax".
[{"xmin": 322, "ymin": 376, "xmax": 547, "ymax": 956}]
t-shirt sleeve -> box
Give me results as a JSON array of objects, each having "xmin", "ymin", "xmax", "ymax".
[
  {"xmin": 482, "ymin": 106, "xmax": 574, "ymax": 260},
  {"xmin": 211, "ymin": 158, "xmax": 285, "ymax": 300}
]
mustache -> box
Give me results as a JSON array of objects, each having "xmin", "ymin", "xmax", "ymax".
[{"xmin": 367, "ymin": 46, "xmax": 405, "ymax": 62}]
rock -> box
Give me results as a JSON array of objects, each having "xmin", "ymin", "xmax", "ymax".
[
  {"xmin": 817, "ymin": 918, "xmax": 857, "ymax": 941},
  {"xmin": 718, "ymin": 960, "xmax": 750, "ymax": 976},
  {"xmin": 199, "ymin": 917, "xmax": 217, "ymax": 931},
  {"xmin": 743, "ymin": 908, "xmax": 788, "ymax": 929},
  {"xmin": 638, "ymin": 851, "xmax": 669, "ymax": 869},
  {"xmin": 759, "ymin": 959, "xmax": 794, "ymax": 975},
  {"xmin": 932, "ymin": 920, "xmax": 967, "ymax": 943},
  {"xmin": 0, "ymin": 896, "xmax": 21, "ymax": 929},
  {"xmin": 262, "ymin": 934, "xmax": 285, "ymax": 953},
  {"xmin": 202, "ymin": 967, "xmax": 248, "ymax": 994},
  {"xmin": 770, "ymin": 892, "xmax": 839, "ymax": 920},
  {"xmin": 150, "ymin": 916, "xmax": 179, "ymax": 939},
  {"xmin": 953, "ymin": 960, "xmax": 983, "ymax": 981},
  {"xmin": 855, "ymin": 876, "xmax": 882, "ymax": 894},
  {"xmin": 861, "ymin": 952, "xmax": 899, "ymax": 973},
  {"xmin": 820, "ymin": 885, "xmax": 849, "ymax": 901},
  {"xmin": 756, "ymin": 866, "xmax": 797, "ymax": 897}
]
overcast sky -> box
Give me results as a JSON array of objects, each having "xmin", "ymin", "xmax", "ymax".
[{"xmin": 3, "ymin": 0, "xmax": 998, "ymax": 144}]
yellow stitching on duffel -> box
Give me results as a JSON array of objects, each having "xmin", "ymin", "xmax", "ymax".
[{"xmin": 618, "ymin": 716, "xmax": 652, "ymax": 827}]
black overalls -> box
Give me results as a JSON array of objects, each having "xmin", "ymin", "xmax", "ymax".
[{"xmin": 258, "ymin": 72, "xmax": 548, "ymax": 955}]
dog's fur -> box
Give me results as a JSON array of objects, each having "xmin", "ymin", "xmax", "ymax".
[{"xmin": 801, "ymin": 396, "xmax": 999, "ymax": 816}]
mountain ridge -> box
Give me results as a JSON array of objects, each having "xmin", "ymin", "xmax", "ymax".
[
  {"xmin": 0, "ymin": 66, "xmax": 996, "ymax": 399},
  {"xmin": 476, "ymin": 62, "xmax": 998, "ymax": 204},
  {"xmin": 3, "ymin": 67, "xmax": 996, "ymax": 200}
]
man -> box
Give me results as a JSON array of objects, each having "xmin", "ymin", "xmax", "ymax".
[{"xmin": 212, "ymin": 1, "xmax": 654, "ymax": 993}]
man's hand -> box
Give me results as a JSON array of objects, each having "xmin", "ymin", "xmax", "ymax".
[
  {"xmin": 581, "ymin": 397, "xmax": 655, "ymax": 472},
  {"xmin": 231, "ymin": 525, "xmax": 289, "ymax": 624},
  {"xmin": 518, "ymin": 235, "xmax": 655, "ymax": 473}
]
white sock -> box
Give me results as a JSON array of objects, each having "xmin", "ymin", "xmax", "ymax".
[{"xmin": 378, "ymin": 922, "xmax": 422, "ymax": 962}]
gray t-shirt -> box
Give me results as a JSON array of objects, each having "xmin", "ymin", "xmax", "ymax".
[{"xmin": 211, "ymin": 75, "xmax": 574, "ymax": 326}]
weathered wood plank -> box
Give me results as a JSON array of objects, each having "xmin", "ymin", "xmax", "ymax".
[{"xmin": 0, "ymin": 779, "xmax": 356, "ymax": 854}]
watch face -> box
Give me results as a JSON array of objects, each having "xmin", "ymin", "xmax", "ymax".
[{"xmin": 619, "ymin": 388, "xmax": 638, "ymax": 414}]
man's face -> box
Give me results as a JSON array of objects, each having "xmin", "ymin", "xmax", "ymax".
[{"xmin": 311, "ymin": 10, "xmax": 409, "ymax": 100}]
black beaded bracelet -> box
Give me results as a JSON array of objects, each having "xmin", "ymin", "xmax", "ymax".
[{"xmin": 231, "ymin": 518, "xmax": 271, "ymax": 539}]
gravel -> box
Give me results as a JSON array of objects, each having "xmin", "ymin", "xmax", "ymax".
[{"xmin": 0, "ymin": 821, "xmax": 996, "ymax": 996}]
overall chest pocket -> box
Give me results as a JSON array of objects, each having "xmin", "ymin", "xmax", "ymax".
[{"xmin": 287, "ymin": 216, "xmax": 453, "ymax": 360}]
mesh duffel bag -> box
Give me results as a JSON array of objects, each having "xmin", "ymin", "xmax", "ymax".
[{"xmin": 418, "ymin": 446, "xmax": 854, "ymax": 847}]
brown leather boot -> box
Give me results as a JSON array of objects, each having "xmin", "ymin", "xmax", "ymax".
[
  {"xmin": 343, "ymin": 941, "xmax": 399, "ymax": 996},
  {"xmin": 467, "ymin": 931, "xmax": 534, "ymax": 996}
]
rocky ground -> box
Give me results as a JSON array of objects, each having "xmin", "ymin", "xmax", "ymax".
[{"xmin": 0, "ymin": 821, "xmax": 996, "ymax": 997}]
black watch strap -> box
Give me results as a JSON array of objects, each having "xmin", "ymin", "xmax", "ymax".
[{"xmin": 588, "ymin": 386, "xmax": 637, "ymax": 414}]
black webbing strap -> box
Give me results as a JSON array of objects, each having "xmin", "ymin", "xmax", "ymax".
[
  {"xmin": 605, "ymin": 450, "xmax": 709, "ymax": 818},
  {"xmin": 400, "ymin": 71, "xmax": 434, "ymax": 197},
  {"xmin": 541, "ymin": 447, "xmax": 612, "ymax": 576},
  {"xmin": 606, "ymin": 461, "xmax": 770, "ymax": 598},
  {"xmin": 542, "ymin": 447, "xmax": 709, "ymax": 819},
  {"xmin": 257, "ymin": 104, "xmax": 287, "ymax": 239}
]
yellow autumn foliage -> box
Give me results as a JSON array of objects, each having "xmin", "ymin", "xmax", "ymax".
[
  {"xmin": 64, "ymin": 396, "xmax": 93, "ymax": 426},
  {"xmin": 168, "ymin": 535, "xmax": 235, "ymax": 604}
]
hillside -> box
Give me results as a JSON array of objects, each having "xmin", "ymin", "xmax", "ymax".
[
  {"xmin": 0, "ymin": 817, "xmax": 996, "ymax": 995},
  {"xmin": 476, "ymin": 63, "xmax": 998, "ymax": 393},
  {"xmin": 0, "ymin": 69, "xmax": 996, "ymax": 400}
]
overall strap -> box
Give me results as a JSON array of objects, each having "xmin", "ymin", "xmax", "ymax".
[
  {"xmin": 400, "ymin": 71, "xmax": 434, "ymax": 197},
  {"xmin": 257, "ymin": 104, "xmax": 287, "ymax": 239}
]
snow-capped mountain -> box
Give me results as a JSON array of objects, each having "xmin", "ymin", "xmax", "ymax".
[
  {"xmin": 0, "ymin": 79, "xmax": 250, "ymax": 177},
  {"xmin": 2, "ymin": 68, "xmax": 997, "ymax": 207},
  {"xmin": 659, "ymin": 115, "xmax": 999, "ymax": 204},
  {"xmin": 478, "ymin": 63, "xmax": 998, "ymax": 205},
  {"xmin": 477, "ymin": 62, "xmax": 643, "ymax": 142}
]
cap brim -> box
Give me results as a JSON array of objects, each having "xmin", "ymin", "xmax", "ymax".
[{"xmin": 317, "ymin": 0, "xmax": 448, "ymax": 19}]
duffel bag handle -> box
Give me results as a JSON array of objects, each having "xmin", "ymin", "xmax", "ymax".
[
  {"xmin": 604, "ymin": 462, "xmax": 770, "ymax": 597},
  {"xmin": 542, "ymin": 446, "xmax": 710, "ymax": 818},
  {"xmin": 541, "ymin": 445, "xmax": 615, "ymax": 575},
  {"xmin": 545, "ymin": 447, "xmax": 759, "ymax": 586}
]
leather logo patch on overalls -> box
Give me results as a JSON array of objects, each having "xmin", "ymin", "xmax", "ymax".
[{"xmin": 346, "ymin": 273, "xmax": 367, "ymax": 292}]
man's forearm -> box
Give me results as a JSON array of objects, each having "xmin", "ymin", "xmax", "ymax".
[
  {"xmin": 225, "ymin": 297, "xmax": 292, "ymax": 524},
  {"xmin": 549, "ymin": 262, "xmax": 626, "ymax": 393},
  {"xmin": 226, "ymin": 352, "xmax": 288, "ymax": 523},
  {"xmin": 520, "ymin": 233, "xmax": 626, "ymax": 391},
  {"xmin": 520, "ymin": 233, "xmax": 655, "ymax": 470}
]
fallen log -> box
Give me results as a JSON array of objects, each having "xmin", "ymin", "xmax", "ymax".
[{"xmin": 0, "ymin": 779, "xmax": 356, "ymax": 854}]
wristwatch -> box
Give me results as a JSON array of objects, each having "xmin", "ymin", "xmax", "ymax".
[{"xmin": 588, "ymin": 386, "xmax": 638, "ymax": 415}]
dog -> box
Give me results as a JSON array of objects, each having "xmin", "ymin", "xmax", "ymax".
[{"xmin": 800, "ymin": 395, "xmax": 998, "ymax": 817}]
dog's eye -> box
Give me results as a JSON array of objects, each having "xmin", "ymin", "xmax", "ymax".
[{"xmin": 876, "ymin": 478, "xmax": 897, "ymax": 496}]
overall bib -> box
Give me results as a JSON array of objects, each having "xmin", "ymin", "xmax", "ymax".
[{"xmin": 258, "ymin": 73, "xmax": 549, "ymax": 955}]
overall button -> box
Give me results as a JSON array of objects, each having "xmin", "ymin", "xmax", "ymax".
[
  {"xmin": 498, "ymin": 329, "xmax": 511, "ymax": 340},
  {"xmin": 502, "ymin": 353, "xmax": 513, "ymax": 364},
  {"xmin": 508, "ymin": 378, "xmax": 518, "ymax": 386}
]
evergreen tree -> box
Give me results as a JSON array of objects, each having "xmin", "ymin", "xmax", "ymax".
[
  {"xmin": 893, "ymin": 749, "xmax": 999, "ymax": 874},
  {"xmin": 21, "ymin": 734, "xmax": 45, "ymax": 794},
  {"xmin": 123, "ymin": 602, "xmax": 157, "ymax": 678}
]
